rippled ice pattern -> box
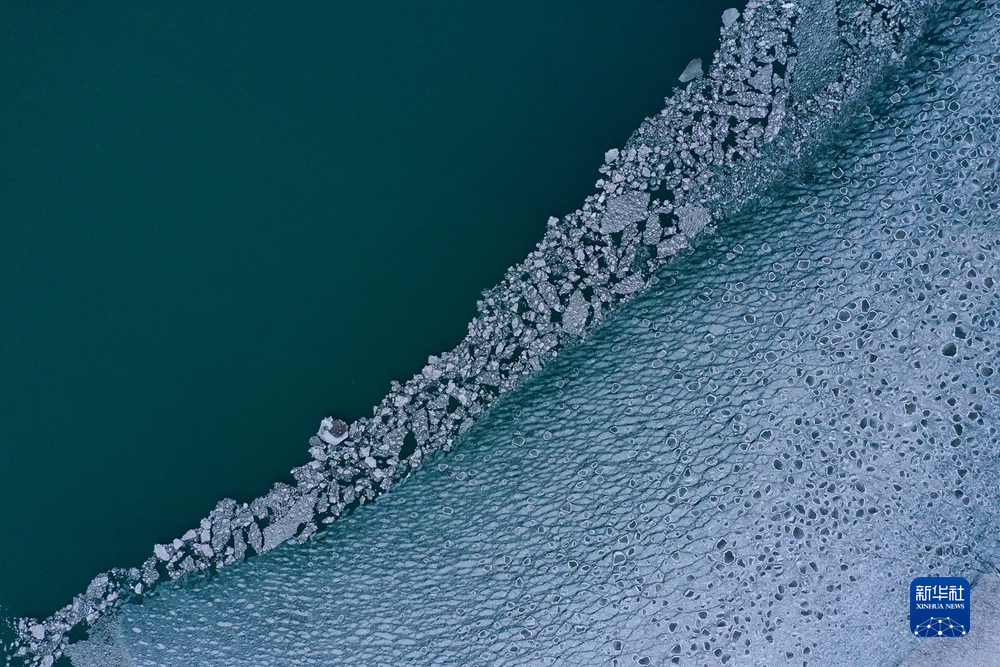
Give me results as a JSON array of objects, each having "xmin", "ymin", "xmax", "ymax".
[{"xmin": 68, "ymin": 1, "xmax": 1000, "ymax": 665}]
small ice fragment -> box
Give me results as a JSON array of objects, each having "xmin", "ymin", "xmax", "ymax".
[
  {"xmin": 153, "ymin": 544, "xmax": 171, "ymax": 562},
  {"xmin": 604, "ymin": 148, "xmax": 619, "ymax": 164},
  {"xmin": 317, "ymin": 417, "xmax": 349, "ymax": 446},
  {"xmin": 679, "ymin": 58, "xmax": 703, "ymax": 83},
  {"xmin": 722, "ymin": 8, "xmax": 739, "ymax": 26},
  {"xmin": 29, "ymin": 624, "xmax": 45, "ymax": 640}
]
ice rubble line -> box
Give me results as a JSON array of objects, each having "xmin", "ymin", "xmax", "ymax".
[{"xmin": 8, "ymin": 0, "xmax": 930, "ymax": 663}]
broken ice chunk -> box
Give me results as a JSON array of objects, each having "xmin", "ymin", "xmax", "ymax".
[
  {"xmin": 561, "ymin": 290, "xmax": 589, "ymax": 336},
  {"xmin": 261, "ymin": 491, "xmax": 319, "ymax": 553},
  {"xmin": 722, "ymin": 8, "xmax": 740, "ymax": 26},
  {"xmin": 675, "ymin": 204, "xmax": 712, "ymax": 237},
  {"xmin": 642, "ymin": 213, "xmax": 662, "ymax": 246},
  {"xmin": 750, "ymin": 63, "xmax": 773, "ymax": 94},
  {"xmin": 613, "ymin": 273, "xmax": 645, "ymax": 295},
  {"xmin": 656, "ymin": 233, "xmax": 687, "ymax": 258},
  {"xmin": 600, "ymin": 191, "xmax": 650, "ymax": 234},
  {"xmin": 679, "ymin": 58, "xmax": 703, "ymax": 83},
  {"xmin": 318, "ymin": 417, "xmax": 349, "ymax": 446},
  {"xmin": 247, "ymin": 522, "xmax": 264, "ymax": 553},
  {"xmin": 604, "ymin": 148, "xmax": 619, "ymax": 164},
  {"xmin": 763, "ymin": 90, "xmax": 788, "ymax": 143}
]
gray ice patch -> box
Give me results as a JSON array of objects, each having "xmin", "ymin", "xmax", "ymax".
[{"xmin": 679, "ymin": 58, "xmax": 703, "ymax": 83}]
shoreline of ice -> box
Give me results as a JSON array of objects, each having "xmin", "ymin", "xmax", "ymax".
[{"xmin": 4, "ymin": 1, "xmax": 934, "ymax": 664}]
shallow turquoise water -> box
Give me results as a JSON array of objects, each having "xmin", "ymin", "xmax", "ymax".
[{"xmin": 0, "ymin": 0, "xmax": 740, "ymax": 619}]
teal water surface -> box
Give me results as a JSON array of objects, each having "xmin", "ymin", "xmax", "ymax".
[{"xmin": 0, "ymin": 0, "xmax": 739, "ymax": 618}]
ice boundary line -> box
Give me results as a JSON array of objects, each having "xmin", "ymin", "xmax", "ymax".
[{"xmin": 5, "ymin": 1, "xmax": 935, "ymax": 663}]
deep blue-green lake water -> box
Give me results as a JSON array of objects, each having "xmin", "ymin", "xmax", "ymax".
[{"xmin": 0, "ymin": 0, "xmax": 739, "ymax": 619}]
